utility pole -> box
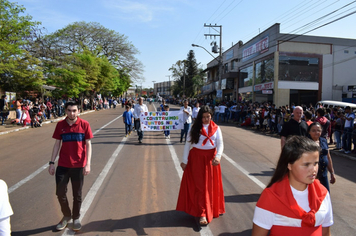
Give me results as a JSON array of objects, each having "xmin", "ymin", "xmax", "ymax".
[
  {"xmin": 204, "ymin": 24, "xmax": 222, "ymax": 92},
  {"xmin": 165, "ymin": 75, "xmax": 170, "ymax": 97}
]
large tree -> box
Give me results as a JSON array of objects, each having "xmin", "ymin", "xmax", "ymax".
[
  {"xmin": 170, "ymin": 50, "xmax": 205, "ymax": 98},
  {"xmin": 0, "ymin": 0, "xmax": 43, "ymax": 92},
  {"xmin": 29, "ymin": 21, "xmax": 143, "ymax": 83}
]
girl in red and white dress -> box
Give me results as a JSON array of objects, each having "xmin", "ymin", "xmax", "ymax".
[
  {"xmin": 176, "ymin": 105, "xmax": 225, "ymax": 226},
  {"xmin": 252, "ymin": 136, "xmax": 333, "ymax": 236}
]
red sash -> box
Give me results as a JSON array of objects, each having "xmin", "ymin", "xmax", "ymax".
[
  {"xmin": 257, "ymin": 175, "xmax": 328, "ymax": 227},
  {"xmin": 201, "ymin": 120, "xmax": 218, "ymax": 146}
]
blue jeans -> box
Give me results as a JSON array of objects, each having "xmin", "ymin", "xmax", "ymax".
[
  {"xmin": 214, "ymin": 112, "xmax": 219, "ymax": 122},
  {"xmin": 135, "ymin": 119, "xmax": 144, "ymax": 141},
  {"xmin": 334, "ymin": 130, "xmax": 342, "ymax": 149},
  {"xmin": 16, "ymin": 109, "xmax": 22, "ymax": 120},
  {"xmin": 342, "ymin": 127, "xmax": 353, "ymax": 151},
  {"xmin": 180, "ymin": 123, "xmax": 190, "ymax": 142},
  {"xmin": 125, "ymin": 123, "xmax": 131, "ymax": 135}
]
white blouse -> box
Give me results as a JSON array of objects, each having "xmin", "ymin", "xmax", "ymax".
[{"xmin": 182, "ymin": 123, "xmax": 224, "ymax": 164}]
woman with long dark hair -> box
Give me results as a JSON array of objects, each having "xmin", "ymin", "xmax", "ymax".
[
  {"xmin": 176, "ymin": 105, "xmax": 225, "ymax": 225},
  {"xmin": 308, "ymin": 122, "xmax": 336, "ymax": 192},
  {"xmin": 252, "ymin": 136, "xmax": 333, "ymax": 236}
]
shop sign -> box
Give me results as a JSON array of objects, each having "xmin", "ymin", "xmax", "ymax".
[
  {"xmin": 216, "ymin": 90, "xmax": 223, "ymax": 98},
  {"xmin": 262, "ymin": 90, "xmax": 273, "ymax": 94},
  {"xmin": 254, "ymin": 82, "xmax": 274, "ymax": 91},
  {"xmin": 242, "ymin": 36, "xmax": 269, "ymax": 62},
  {"xmin": 348, "ymin": 85, "xmax": 356, "ymax": 92}
]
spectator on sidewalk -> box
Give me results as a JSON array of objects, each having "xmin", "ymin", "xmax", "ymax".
[
  {"xmin": 280, "ymin": 106, "xmax": 308, "ymax": 148},
  {"xmin": 341, "ymin": 106, "xmax": 355, "ymax": 154},
  {"xmin": 0, "ymin": 95, "xmax": 9, "ymax": 126},
  {"xmin": 333, "ymin": 111, "xmax": 344, "ymax": 150}
]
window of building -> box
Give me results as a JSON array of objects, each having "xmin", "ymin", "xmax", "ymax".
[
  {"xmin": 255, "ymin": 57, "xmax": 274, "ymax": 84},
  {"xmin": 224, "ymin": 63, "xmax": 228, "ymax": 73},
  {"xmin": 279, "ymin": 55, "xmax": 319, "ymax": 82},
  {"xmin": 344, "ymin": 50, "xmax": 349, "ymax": 54},
  {"xmin": 239, "ymin": 65, "xmax": 253, "ymax": 88},
  {"xmin": 230, "ymin": 60, "xmax": 235, "ymax": 70}
]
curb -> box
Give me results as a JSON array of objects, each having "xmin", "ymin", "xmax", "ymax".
[{"xmin": 0, "ymin": 110, "xmax": 95, "ymax": 136}]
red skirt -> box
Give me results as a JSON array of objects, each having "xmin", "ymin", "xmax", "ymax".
[{"xmin": 176, "ymin": 147, "xmax": 225, "ymax": 223}]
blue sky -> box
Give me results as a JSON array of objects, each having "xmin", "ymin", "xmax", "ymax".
[{"xmin": 15, "ymin": 0, "xmax": 356, "ymax": 88}]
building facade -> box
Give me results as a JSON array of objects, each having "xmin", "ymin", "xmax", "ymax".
[
  {"xmin": 153, "ymin": 81, "xmax": 175, "ymax": 98},
  {"xmin": 204, "ymin": 23, "xmax": 356, "ymax": 106}
]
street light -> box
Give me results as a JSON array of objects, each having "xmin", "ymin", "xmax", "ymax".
[
  {"xmin": 192, "ymin": 43, "xmax": 222, "ymax": 91},
  {"xmin": 152, "ymin": 80, "xmax": 156, "ymax": 96}
]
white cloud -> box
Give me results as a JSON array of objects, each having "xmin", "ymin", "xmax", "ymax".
[{"xmin": 102, "ymin": 0, "xmax": 174, "ymax": 23}]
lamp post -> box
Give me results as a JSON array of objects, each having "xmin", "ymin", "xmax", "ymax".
[
  {"xmin": 152, "ymin": 81, "xmax": 156, "ymax": 97},
  {"xmin": 192, "ymin": 43, "xmax": 222, "ymax": 92}
]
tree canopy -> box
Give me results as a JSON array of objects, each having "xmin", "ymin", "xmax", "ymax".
[
  {"xmin": 0, "ymin": 0, "xmax": 43, "ymax": 92},
  {"xmin": 0, "ymin": 1, "xmax": 143, "ymax": 98},
  {"xmin": 169, "ymin": 50, "xmax": 205, "ymax": 98}
]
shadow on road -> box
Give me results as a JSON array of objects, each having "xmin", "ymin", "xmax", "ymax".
[
  {"xmin": 225, "ymin": 194, "xmax": 260, "ymax": 203},
  {"xmin": 12, "ymin": 225, "xmax": 56, "ymax": 235},
  {"xmin": 77, "ymin": 210, "xmax": 202, "ymax": 235}
]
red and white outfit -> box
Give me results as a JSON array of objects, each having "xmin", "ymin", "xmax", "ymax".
[
  {"xmin": 253, "ymin": 175, "xmax": 333, "ymax": 236},
  {"xmin": 176, "ymin": 120, "xmax": 225, "ymax": 223}
]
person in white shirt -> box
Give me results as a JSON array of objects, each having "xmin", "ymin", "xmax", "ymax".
[
  {"xmin": 214, "ymin": 104, "xmax": 220, "ymax": 122},
  {"xmin": 180, "ymin": 100, "xmax": 192, "ymax": 143},
  {"xmin": 133, "ymin": 97, "xmax": 148, "ymax": 143},
  {"xmin": 218, "ymin": 103, "xmax": 227, "ymax": 123},
  {"xmin": 176, "ymin": 105, "xmax": 225, "ymax": 226},
  {"xmin": 192, "ymin": 102, "xmax": 200, "ymax": 122},
  {"xmin": 0, "ymin": 180, "xmax": 13, "ymax": 236}
]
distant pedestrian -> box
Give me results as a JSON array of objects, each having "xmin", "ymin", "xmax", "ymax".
[
  {"xmin": 48, "ymin": 101, "xmax": 93, "ymax": 231},
  {"xmin": 192, "ymin": 102, "xmax": 200, "ymax": 122},
  {"xmin": 180, "ymin": 99, "xmax": 192, "ymax": 143},
  {"xmin": 134, "ymin": 97, "xmax": 148, "ymax": 143},
  {"xmin": 164, "ymin": 105, "xmax": 170, "ymax": 139},
  {"xmin": 123, "ymin": 105, "xmax": 133, "ymax": 137}
]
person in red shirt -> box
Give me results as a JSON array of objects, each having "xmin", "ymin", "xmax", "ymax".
[{"xmin": 48, "ymin": 101, "xmax": 93, "ymax": 231}]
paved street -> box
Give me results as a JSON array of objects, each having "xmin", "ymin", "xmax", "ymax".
[{"xmin": 0, "ymin": 102, "xmax": 355, "ymax": 236}]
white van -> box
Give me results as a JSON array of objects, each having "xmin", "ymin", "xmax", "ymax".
[{"xmin": 315, "ymin": 100, "xmax": 356, "ymax": 111}]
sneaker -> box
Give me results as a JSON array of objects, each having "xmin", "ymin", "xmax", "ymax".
[
  {"xmin": 338, "ymin": 149, "xmax": 345, "ymax": 152},
  {"xmin": 344, "ymin": 151, "xmax": 351, "ymax": 154},
  {"xmin": 56, "ymin": 216, "xmax": 71, "ymax": 231},
  {"xmin": 168, "ymin": 135, "xmax": 170, "ymax": 139},
  {"xmin": 139, "ymin": 139, "xmax": 142, "ymax": 143},
  {"xmin": 72, "ymin": 218, "xmax": 82, "ymax": 231},
  {"xmin": 125, "ymin": 134, "xmax": 128, "ymax": 137}
]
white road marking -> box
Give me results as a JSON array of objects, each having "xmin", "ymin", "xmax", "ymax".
[
  {"xmin": 62, "ymin": 135, "xmax": 127, "ymax": 236},
  {"xmin": 8, "ymin": 115, "xmax": 122, "ymax": 194},
  {"xmin": 166, "ymin": 138, "xmax": 214, "ymax": 236},
  {"xmin": 222, "ymin": 153, "xmax": 266, "ymax": 189}
]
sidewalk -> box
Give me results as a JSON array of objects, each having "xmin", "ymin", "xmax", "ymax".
[
  {"xmin": 233, "ymin": 122, "xmax": 356, "ymax": 162},
  {"xmin": 0, "ymin": 110, "xmax": 95, "ymax": 136}
]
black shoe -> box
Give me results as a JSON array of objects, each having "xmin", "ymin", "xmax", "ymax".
[{"xmin": 180, "ymin": 139, "xmax": 183, "ymax": 143}]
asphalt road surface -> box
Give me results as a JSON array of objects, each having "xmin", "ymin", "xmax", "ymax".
[{"xmin": 1, "ymin": 102, "xmax": 355, "ymax": 236}]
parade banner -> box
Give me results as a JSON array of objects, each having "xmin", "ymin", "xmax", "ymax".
[{"xmin": 140, "ymin": 111, "xmax": 183, "ymax": 131}]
